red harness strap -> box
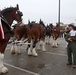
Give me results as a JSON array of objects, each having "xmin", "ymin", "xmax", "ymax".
[{"xmin": 0, "ymin": 17, "xmax": 4, "ymax": 39}]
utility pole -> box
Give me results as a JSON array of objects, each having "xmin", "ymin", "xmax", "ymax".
[{"xmin": 58, "ymin": 0, "xmax": 60, "ymax": 27}]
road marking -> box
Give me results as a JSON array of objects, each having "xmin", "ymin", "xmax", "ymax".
[
  {"xmin": 4, "ymin": 63, "xmax": 40, "ymax": 75},
  {"xmin": 45, "ymin": 52, "xmax": 67, "ymax": 57}
]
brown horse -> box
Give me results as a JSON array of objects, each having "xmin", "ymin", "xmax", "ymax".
[
  {"xmin": 27, "ymin": 22, "xmax": 46, "ymax": 56},
  {"xmin": 11, "ymin": 21, "xmax": 46, "ymax": 56},
  {"xmin": 45, "ymin": 24, "xmax": 52, "ymax": 44},
  {"xmin": 10, "ymin": 23, "xmax": 29, "ymax": 54},
  {"xmin": 51, "ymin": 24, "xmax": 60, "ymax": 48},
  {"xmin": 0, "ymin": 4, "xmax": 23, "ymax": 73}
]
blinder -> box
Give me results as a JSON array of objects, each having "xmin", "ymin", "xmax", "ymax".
[{"xmin": 16, "ymin": 10, "xmax": 23, "ymax": 16}]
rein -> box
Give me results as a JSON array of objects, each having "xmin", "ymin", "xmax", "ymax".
[
  {"xmin": 0, "ymin": 12, "xmax": 21, "ymax": 36},
  {"xmin": 0, "ymin": 12, "xmax": 14, "ymax": 36}
]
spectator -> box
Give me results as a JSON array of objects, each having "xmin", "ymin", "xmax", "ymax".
[{"xmin": 65, "ymin": 24, "xmax": 76, "ymax": 68}]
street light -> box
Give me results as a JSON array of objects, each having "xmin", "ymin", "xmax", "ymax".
[{"xmin": 58, "ymin": 0, "xmax": 60, "ymax": 27}]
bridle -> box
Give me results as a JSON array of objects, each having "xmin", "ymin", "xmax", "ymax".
[{"xmin": 0, "ymin": 11, "xmax": 22, "ymax": 36}]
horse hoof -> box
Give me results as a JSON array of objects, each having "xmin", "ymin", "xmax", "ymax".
[
  {"xmin": 52, "ymin": 46, "xmax": 54, "ymax": 48},
  {"xmin": 1, "ymin": 67, "xmax": 9, "ymax": 74},
  {"xmin": 48, "ymin": 43, "xmax": 50, "ymax": 45},
  {"xmin": 52, "ymin": 46, "xmax": 58, "ymax": 48},
  {"xmin": 17, "ymin": 53, "xmax": 22, "ymax": 55},
  {"xmin": 28, "ymin": 54, "xmax": 32, "ymax": 56},
  {"xmin": 28, "ymin": 52, "xmax": 32, "ymax": 56},
  {"xmin": 11, "ymin": 52, "xmax": 15, "ymax": 54},
  {"xmin": 46, "ymin": 43, "xmax": 48, "ymax": 44},
  {"xmin": 55, "ymin": 46, "xmax": 58, "ymax": 48},
  {"xmin": 36, "ymin": 49, "xmax": 40, "ymax": 51},
  {"xmin": 28, "ymin": 51, "xmax": 32, "ymax": 56},
  {"xmin": 32, "ymin": 53, "xmax": 38, "ymax": 57},
  {"xmin": 42, "ymin": 49, "xmax": 46, "ymax": 52}
]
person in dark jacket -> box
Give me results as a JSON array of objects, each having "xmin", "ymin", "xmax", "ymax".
[{"xmin": 65, "ymin": 24, "xmax": 76, "ymax": 68}]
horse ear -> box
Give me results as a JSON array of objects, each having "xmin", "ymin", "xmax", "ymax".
[{"xmin": 16, "ymin": 4, "xmax": 19, "ymax": 10}]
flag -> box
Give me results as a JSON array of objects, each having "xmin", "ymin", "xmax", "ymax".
[{"xmin": 0, "ymin": 17, "xmax": 4, "ymax": 39}]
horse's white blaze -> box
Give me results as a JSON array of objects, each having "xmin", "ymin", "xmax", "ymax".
[
  {"xmin": 10, "ymin": 44, "xmax": 15, "ymax": 54},
  {"xmin": 32, "ymin": 48, "xmax": 38, "ymax": 56},
  {"xmin": 0, "ymin": 53, "xmax": 8, "ymax": 73}
]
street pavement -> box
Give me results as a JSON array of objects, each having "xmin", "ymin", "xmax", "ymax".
[{"xmin": 2, "ymin": 38, "xmax": 76, "ymax": 75}]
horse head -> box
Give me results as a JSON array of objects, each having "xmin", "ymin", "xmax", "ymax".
[
  {"xmin": 1, "ymin": 4, "xmax": 23, "ymax": 25},
  {"xmin": 15, "ymin": 4, "xmax": 23, "ymax": 23}
]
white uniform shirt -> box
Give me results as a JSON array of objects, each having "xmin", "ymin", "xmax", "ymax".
[{"xmin": 70, "ymin": 30, "xmax": 76, "ymax": 36}]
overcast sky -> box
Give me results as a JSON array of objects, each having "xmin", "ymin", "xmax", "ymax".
[{"xmin": 0, "ymin": 0, "xmax": 76, "ymax": 25}]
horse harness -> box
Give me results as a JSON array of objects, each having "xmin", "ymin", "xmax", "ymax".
[{"xmin": 0, "ymin": 12, "xmax": 14, "ymax": 36}]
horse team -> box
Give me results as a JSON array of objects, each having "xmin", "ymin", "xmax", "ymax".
[{"xmin": 0, "ymin": 4, "xmax": 60, "ymax": 73}]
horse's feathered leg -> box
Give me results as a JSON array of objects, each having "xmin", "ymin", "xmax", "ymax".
[
  {"xmin": 45, "ymin": 36, "xmax": 47, "ymax": 44},
  {"xmin": 52, "ymin": 38, "xmax": 55, "ymax": 47},
  {"xmin": 32, "ymin": 40, "xmax": 38, "ymax": 56},
  {"xmin": 0, "ymin": 40, "xmax": 9, "ymax": 73},
  {"xmin": 11, "ymin": 43, "xmax": 22, "ymax": 54},
  {"xmin": 28, "ymin": 40, "xmax": 33, "ymax": 56},
  {"xmin": 55, "ymin": 40, "xmax": 58, "ymax": 48},
  {"xmin": 0, "ymin": 53, "xmax": 8, "ymax": 73},
  {"xmin": 36, "ymin": 41, "xmax": 41, "ymax": 50},
  {"xmin": 45, "ymin": 36, "xmax": 49, "ymax": 44},
  {"xmin": 41, "ymin": 40, "xmax": 46, "ymax": 51},
  {"xmin": 10, "ymin": 43, "xmax": 15, "ymax": 54},
  {"xmin": 10, "ymin": 37, "xmax": 16, "ymax": 54},
  {"xmin": 14, "ymin": 44, "xmax": 21, "ymax": 54},
  {"xmin": 48, "ymin": 36, "xmax": 51, "ymax": 45}
]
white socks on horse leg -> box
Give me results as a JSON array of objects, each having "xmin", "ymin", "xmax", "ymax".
[
  {"xmin": 28, "ymin": 47, "xmax": 32, "ymax": 55},
  {"xmin": 42, "ymin": 41, "xmax": 46, "ymax": 51},
  {"xmin": 10, "ymin": 44, "xmax": 15, "ymax": 54},
  {"xmin": 10, "ymin": 44, "xmax": 21, "ymax": 54},
  {"xmin": 45, "ymin": 36, "xmax": 50, "ymax": 44},
  {"xmin": 55, "ymin": 40, "xmax": 58, "ymax": 47},
  {"xmin": 0, "ymin": 53, "xmax": 8, "ymax": 73},
  {"xmin": 28, "ymin": 47, "xmax": 38, "ymax": 56},
  {"xmin": 52, "ymin": 39, "xmax": 58, "ymax": 47},
  {"xmin": 36, "ymin": 41, "xmax": 40, "ymax": 50},
  {"xmin": 32, "ymin": 48, "xmax": 38, "ymax": 56},
  {"xmin": 15, "ymin": 45, "xmax": 21, "ymax": 54},
  {"xmin": 45, "ymin": 36, "xmax": 48, "ymax": 44},
  {"xmin": 52, "ymin": 39, "xmax": 55, "ymax": 47},
  {"xmin": 28, "ymin": 40, "xmax": 33, "ymax": 55},
  {"xmin": 48, "ymin": 37, "xmax": 51, "ymax": 44}
]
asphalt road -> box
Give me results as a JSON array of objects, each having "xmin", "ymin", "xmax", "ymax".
[{"xmin": 2, "ymin": 38, "xmax": 76, "ymax": 75}]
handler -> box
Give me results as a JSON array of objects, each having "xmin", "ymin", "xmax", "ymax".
[{"xmin": 65, "ymin": 24, "xmax": 76, "ymax": 68}]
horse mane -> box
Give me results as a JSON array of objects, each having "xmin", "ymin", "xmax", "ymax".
[
  {"xmin": 31, "ymin": 21, "xmax": 36, "ymax": 23},
  {"xmin": 39, "ymin": 19, "xmax": 45, "ymax": 26},
  {"xmin": 1, "ymin": 7, "xmax": 16, "ymax": 14}
]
